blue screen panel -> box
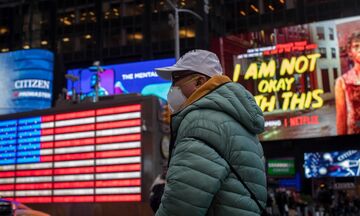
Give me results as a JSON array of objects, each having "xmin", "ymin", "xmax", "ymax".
[
  {"xmin": 0, "ymin": 49, "xmax": 54, "ymax": 115},
  {"xmin": 67, "ymin": 58, "xmax": 175, "ymax": 101},
  {"xmin": 304, "ymin": 150, "xmax": 360, "ymax": 178}
]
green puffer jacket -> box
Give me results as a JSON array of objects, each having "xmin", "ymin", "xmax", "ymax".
[{"xmin": 156, "ymin": 75, "xmax": 267, "ymax": 216}]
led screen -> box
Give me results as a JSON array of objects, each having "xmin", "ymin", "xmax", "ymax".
[
  {"xmin": 304, "ymin": 150, "xmax": 360, "ymax": 178},
  {"xmin": 0, "ymin": 104, "xmax": 142, "ymax": 203},
  {"xmin": 214, "ymin": 15, "xmax": 360, "ymax": 140},
  {"xmin": 67, "ymin": 58, "xmax": 175, "ymax": 101},
  {"xmin": 267, "ymin": 159, "xmax": 295, "ymax": 177},
  {"xmin": 0, "ymin": 49, "xmax": 54, "ymax": 115}
]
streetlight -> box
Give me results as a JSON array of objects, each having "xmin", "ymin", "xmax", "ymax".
[{"xmin": 166, "ymin": 0, "xmax": 203, "ymax": 60}]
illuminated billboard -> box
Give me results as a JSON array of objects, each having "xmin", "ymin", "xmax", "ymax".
[
  {"xmin": 0, "ymin": 49, "xmax": 54, "ymax": 115},
  {"xmin": 267, "ymin": 159, "xmax": 295, "ymax": 177},
  {"xmin": 214, "ymin": 16, "xmax": 360, "ymax": 141},
  {"xmin": 0, "ymin": 104, "xmax": 143, "ymax": 203},
  {"xmin": 66, "ymin": 58, "xmax": 176, "ymax": 101},
  {"xmin": 304, "ymin": 150, "xmax": 360, "ymax": 178}
]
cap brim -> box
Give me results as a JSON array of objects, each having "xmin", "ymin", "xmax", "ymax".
[{"xmin": 155, "ymin": 66, "xmax": 187, "ymax": 80}]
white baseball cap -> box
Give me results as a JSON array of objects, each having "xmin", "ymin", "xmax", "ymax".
[{"xmin": 155, "ymin": 49, "xmax": 223, "ymax": 80}]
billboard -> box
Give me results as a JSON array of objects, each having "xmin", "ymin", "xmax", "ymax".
[
  {"xmin": 0, "ymin": 49, "xmax": 54, "ymax": 115},
  {"xmin": 267, "ymin": 158, "xmax": 295, "ymax": 177},
  {"xmin": 304, "ymin": 150, "xmax": 360, "ymax": 178},
  {"xmin": 214, "ymin": 16, "xmax": 360, "ymax": 141},
  {"xmin": 0, "ymin": 104, "xmax": 143, "ymax": 203},
  {"xmin": 67, "ymin": 58, "xmax": 176, "ymax": 101}
]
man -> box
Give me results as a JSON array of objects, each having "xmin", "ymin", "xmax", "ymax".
[
  {"xmin": 335, "ymin": 31, "xmax": 360, "ymax": 135},
  {"xmin": 155, "ymin": 49, "xmax": 267, "ymax": 215}
]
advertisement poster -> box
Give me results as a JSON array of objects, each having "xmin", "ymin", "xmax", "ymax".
[
  {"xmin": 213, "ymin": 16, "xmax": 360, "ymax": 141},
  {"xmin": 0, "ymin": 49, "xmax": 54, "ymax": 115},
  {"xmin": 67, "ymin": 58, "xmax": 175, "ymax": 101},
  {"xmin": 304, "ymin": 150, "xmax": 360, "ymax": 178}
]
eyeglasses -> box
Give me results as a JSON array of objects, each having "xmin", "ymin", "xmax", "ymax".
[
  {"xmin": 172, "ymin": 71, "xmax": 193, "ymax": 82},
  {"xmin": 173, "ymin": 76, "xmax": 200, "ymax": 87},
  {"xmin": 172, "ymin": 70, "xmax": 205, "ymax": 83}
]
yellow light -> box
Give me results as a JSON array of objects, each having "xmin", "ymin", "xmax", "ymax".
[
  {"xmin": 128, "ymin": 33, "xmax": 143, "ymax": 40},
  {"xmin": 80, "ymin": 17, "xmax": 86, "ymax": 21},
  {"xmin": 62, "ymin": 37, "xmax": 70, "ymax": 42},
  {"xmin": 84, "ymin": 34, "xmax": 92, "ymax": 39},
  {"xmin": 113, "ymin": 8, "xmax": 118, "ymax": 12},
  {"xmin": 179, "ymin": 28, "xmax": 195, "ymax": 38},
  {"xmin": 0, "ymin": 27, "xmax": 8, "ymax": 34},
  {"xmin": 250, "ymin": 4, "xmax": 259, "ymax": 13},
  {"xmin": 105, "ymin": 16, "xmax": 109, "ymax": 19},
  {"xmin": 138, "ymin": 4, "xmax": 144, "ymax": 7},
  {"xmin": 160, "ymin": 1, "xmax": 164, "ymax": 5},
  {"xmin": 153, "ymin": 9, "xmax": 158, "ymax": 13},
  {"xmin": 115, "ymin": 12, "xmax": 119, "ymax": 16},
  {"xmin": 1, "ymin": 48, "xmax": 9, "ymax": 52},
  {"xmin": 63, "ymin": 19, "xmax": 72, "ymax": 26},
  {"xmin": 240, "ymin": 10, "xmax": 246, "ymax": 16},
  {"xmin": 181, "ymin": 2, "xmax": 186, "ymax": 6},
  {"xmin": 89, "ymin": 11, "xmax": 95, "ymax": 16},
  {"xmin": 268, "ymin": 5, "xmax": 274, "ymax": 11},
  {"xmin": 133, "ymin": 33, "xmax": 143, "ymax": 40},
  {"xmin": 70, "ymin": 14, "xmax": 75, "ymax": 18},
  {"xmin": 23, "ymin": 45, "xmax": 30, "ymax": 49},
  {"xmin": 41, "ymin": 40, "xmax": 48, "ymax": 45},
  {"xmin": 279, "ymin": 0, "xmax": 285, "ymax": 4}
]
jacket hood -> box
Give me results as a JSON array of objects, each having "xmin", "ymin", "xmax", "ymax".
[{"xmin": 173, "ymin": 75, "xmax": 264, "ymax": 135}]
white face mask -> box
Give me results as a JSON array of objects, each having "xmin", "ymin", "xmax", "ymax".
[{"xmin": 167, "ymin": 86, "xmax": 187, "ymax": 113}]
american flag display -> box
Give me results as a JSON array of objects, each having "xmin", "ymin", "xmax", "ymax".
[{"xmin": 0, "ymin": 104, "xmax": 142, "ymax": 203}]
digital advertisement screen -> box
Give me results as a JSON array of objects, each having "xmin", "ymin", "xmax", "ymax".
[
  {"xmin": 67, "ymin": 58, "xmax": 176, "ymax": 101},
  {"xmin": 267, "ymin": 158, "xmax": 295, "ymax": 177},
  {"xmin": 215, "ymin": 15, "xmax": 360, "ymax": 141},
  {"xmin": 304, "ymin": 150, "xmax": 360, "ymax": 178},
  {"xmin": 0, "ymin": 49, "xmax": 54, "ymax": 115},
  {"xmin": 0, "ymin": 104, "xmax": 142, "ymax": 203}
]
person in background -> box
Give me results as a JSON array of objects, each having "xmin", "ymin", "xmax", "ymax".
[
  {"xmin": 335, "ymin": 31, "xmax": 360, "ymax": 135},
  {"xmin": 149, "ymin": 167, "xmax": 167, "ymax": 212},
  {"xmin": 154, "ymin": 49, "xmax": 267, "ymax": 215}
]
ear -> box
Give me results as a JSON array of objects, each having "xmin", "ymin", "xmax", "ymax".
[{"xmin": 195, "ymin": 76, "xmax": 208, "ymax": 87}]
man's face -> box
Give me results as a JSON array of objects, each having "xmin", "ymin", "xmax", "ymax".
[
  {"xmin": 349, "ymin": 40, "xmax": 360, "ymax": 64},
  {"xmin": 172, "ymin": 72, "xmax": 199, "ymax": 98}
]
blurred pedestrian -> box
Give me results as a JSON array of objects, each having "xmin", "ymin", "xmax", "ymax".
[{"xmin": 154, "ymin": 49, "xmax": 267, "ymax": 215}]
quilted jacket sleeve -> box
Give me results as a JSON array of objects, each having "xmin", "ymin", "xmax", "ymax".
[{"xmin": 155, "ymin": 137, "xmax": 229, "ymax": 216}]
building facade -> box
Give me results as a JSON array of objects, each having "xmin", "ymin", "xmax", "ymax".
[{"xmin": 1, "ymin": 0, "xmax": 360, "ymax": 95}]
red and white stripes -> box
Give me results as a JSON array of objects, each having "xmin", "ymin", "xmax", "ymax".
[{"xmin": 0, "ymin": 104, "xmax": 143, "ymax": 203}]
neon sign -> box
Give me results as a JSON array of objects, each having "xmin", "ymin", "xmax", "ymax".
[{"xmin": 0, "ymin": 104, "xmax": 143, "ymax": 203}]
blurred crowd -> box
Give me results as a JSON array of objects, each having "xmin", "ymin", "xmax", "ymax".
[{"xmin": 265, "ymin": 186, "xmax": 360, "ymax": 216}]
